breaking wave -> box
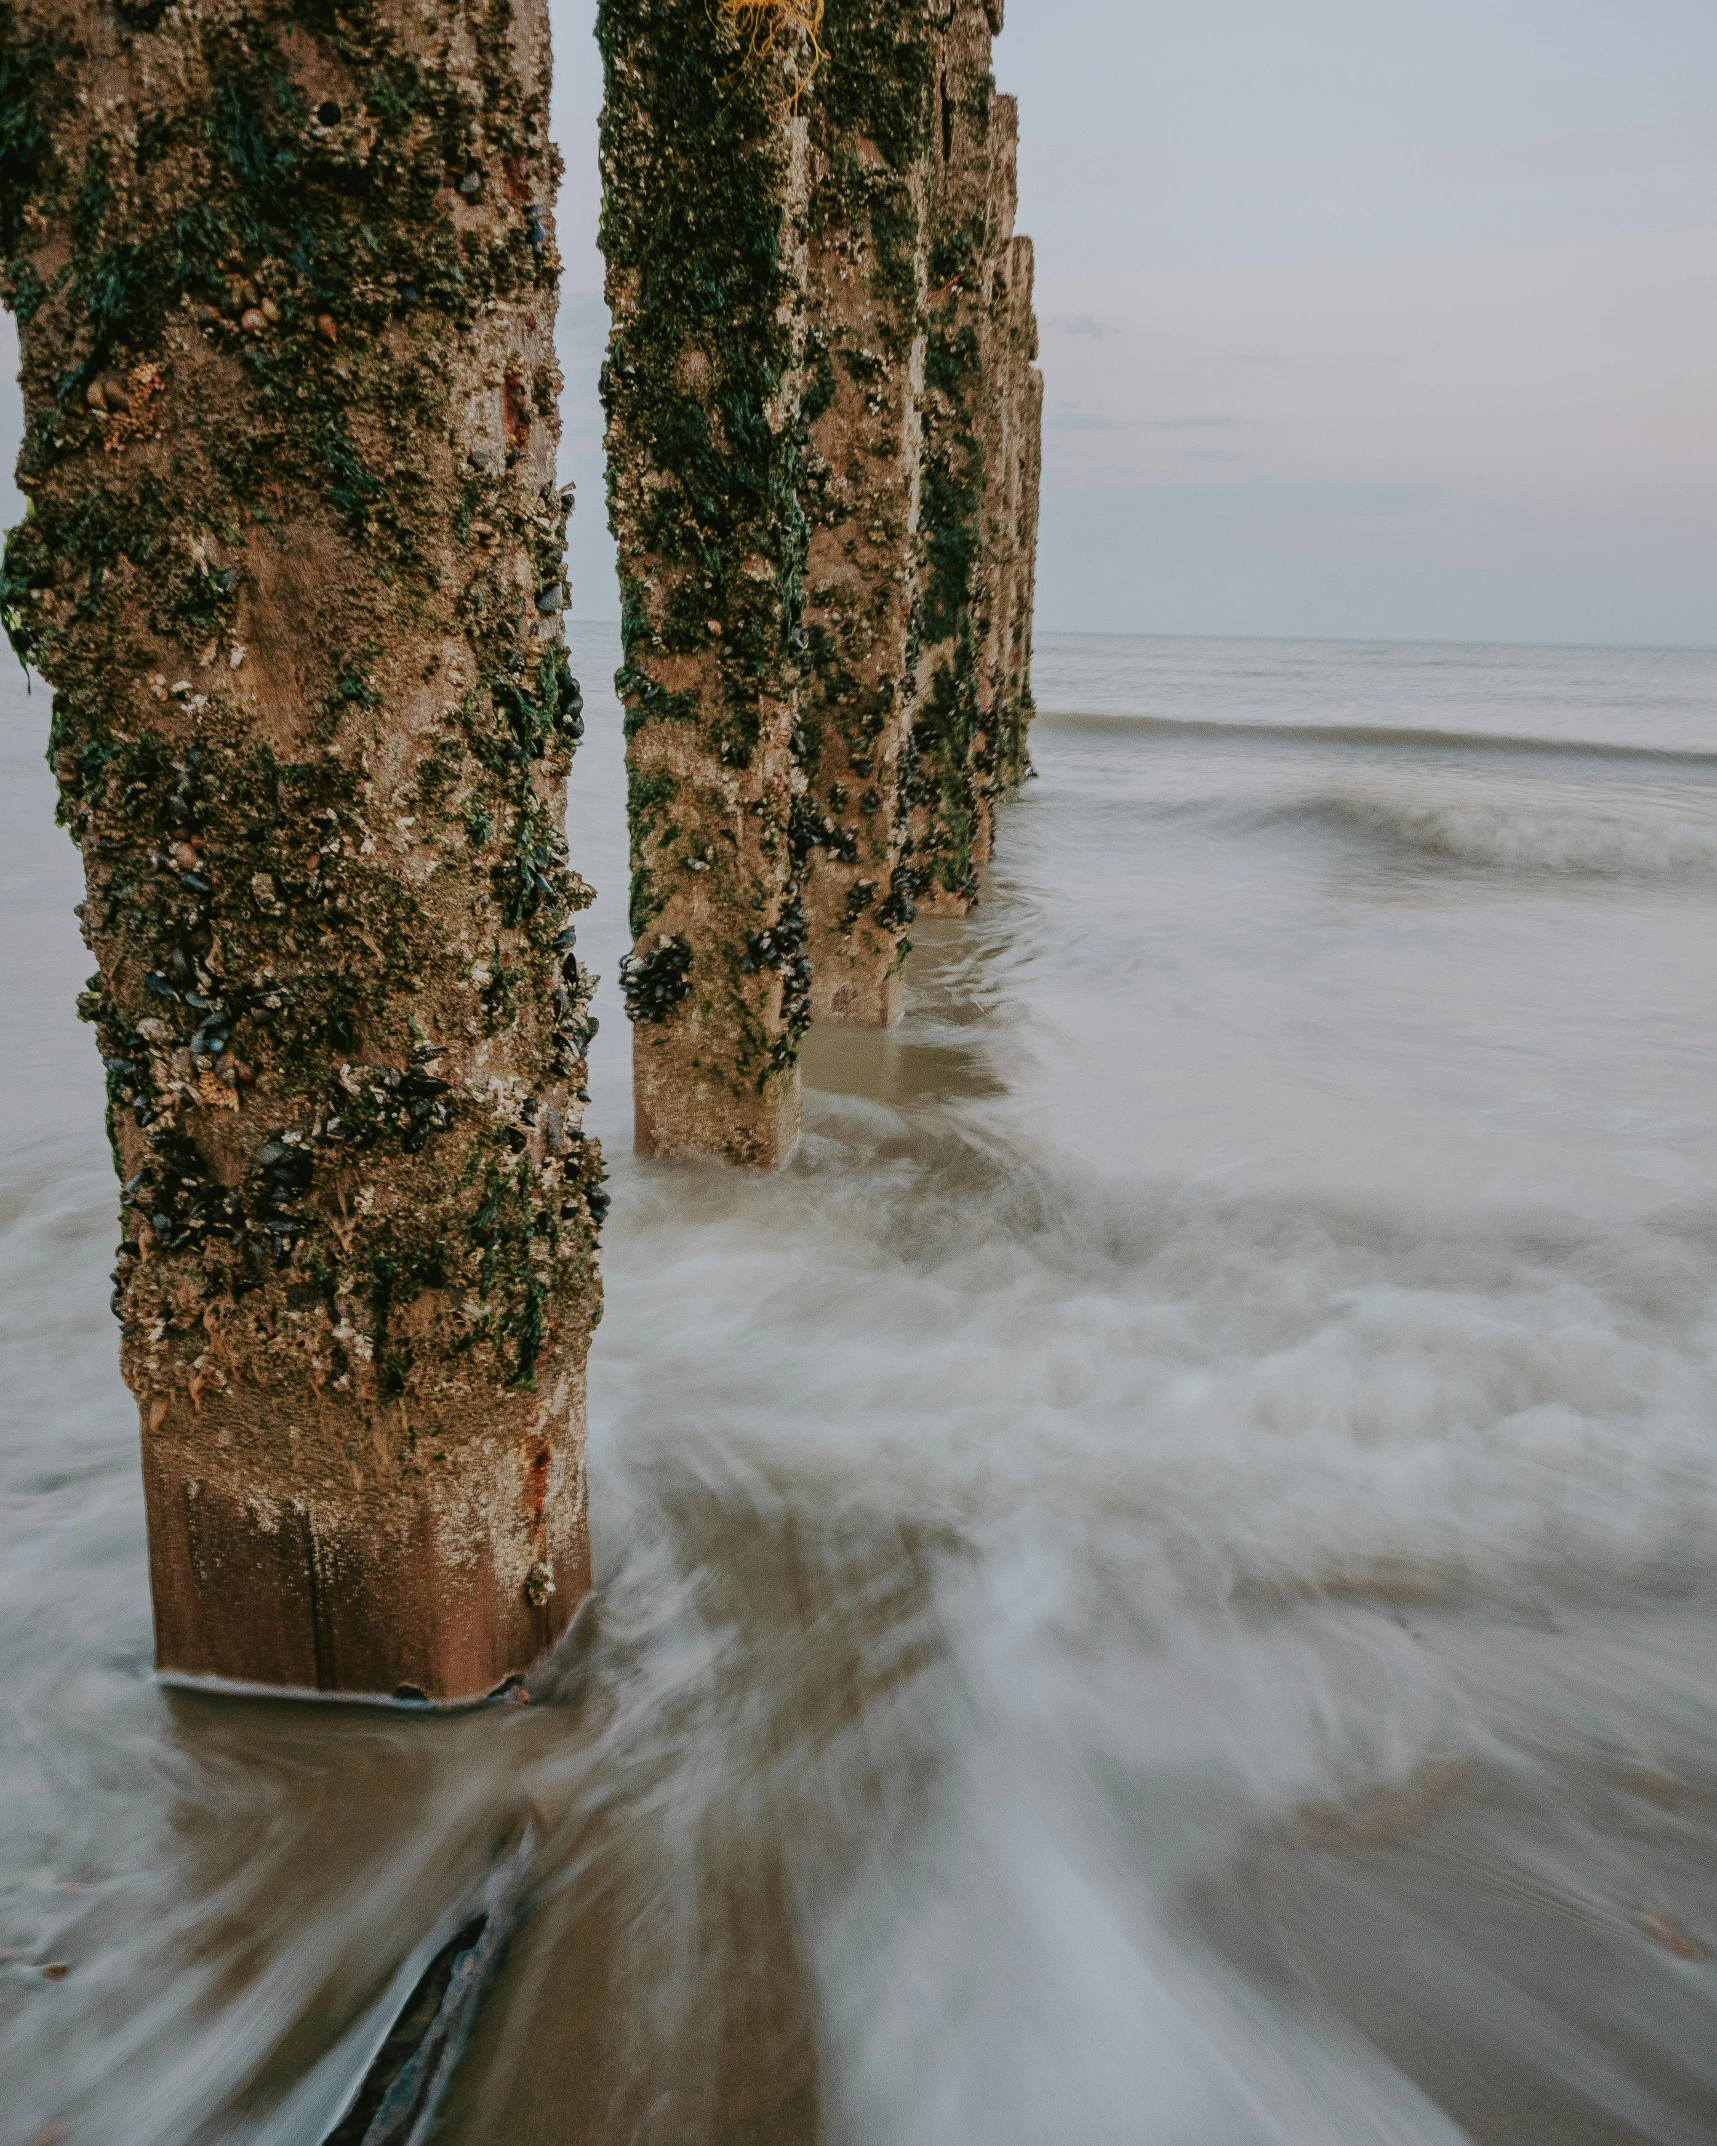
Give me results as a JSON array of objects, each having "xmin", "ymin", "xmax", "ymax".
[{"xmin": 1308, "ymin": 790, "xmax": 1717, "ymax": 877}]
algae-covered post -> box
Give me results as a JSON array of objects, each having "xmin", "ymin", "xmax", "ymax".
[
  {"xmin": 978, "ymin": 98, "xmax": 1040, "ymax": 794},
  {"xmin": 0, "ymin": 0, "xmax": 602, "ymax": 1702},
  {"xmin": 800, "ymin": 0, "xmax": 1043, "ymax": 987},
  {"xmin": 796, "ymin": 0, "xmax": 939, "ymax": 1026},
  {"xmin": 909, "ymin": 0, "xmax": 1040, "ymax": 913},
  {"xmin": 599, "ymin": 0, "xmax": 815, "ymax": 1165},
  {"xmin": 994, "ymin": 224, "xmax": 1043, "ymax": 789},
  {"xmin": 599, "ymin": 0, "xmax": 1041, "ymax": 1151}
]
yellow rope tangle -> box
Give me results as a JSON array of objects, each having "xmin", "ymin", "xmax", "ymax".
[{"xmin": 716, "ymin": 0, "xmax": 826, "ymax": 102}]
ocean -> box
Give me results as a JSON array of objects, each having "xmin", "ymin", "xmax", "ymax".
[{"xmin": 2, "ymin": 627, "xmax": 1715, "ymax": 2143}]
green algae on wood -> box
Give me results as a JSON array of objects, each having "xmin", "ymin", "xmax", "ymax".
[
  {"xmin": 598, "ymin": 0, "xmax": 815, "ymax": 1164},
  {"xmin": 796, "ymin": 0, "xmax": 941, "ymax": 1024}
]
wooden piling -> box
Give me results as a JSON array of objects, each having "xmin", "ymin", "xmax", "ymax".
[
  {"xmin": 1, "ymin": 0, "xmax": 601, "ymax": 1701},
  {"xmin": 599, "ymin": 0, "xmax": 814, "ymax": 1164},
  {"xmin": 597, "ymin": 0, "xmax": 1042, "ymax": 1151}
]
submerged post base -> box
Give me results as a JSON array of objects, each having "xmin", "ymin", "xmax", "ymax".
[
  {"xmin": 144, "ymin": 1434, "xmax": 590, "ymax": 1707},
  {"xmin": 155, "ymin": 1670, "xmax": 530, "ymax": 1713},
  {"xmin": 632, "ymin": 1035, "xmax": 803, "ymax": 1172},
  {"xmin": 808, "ymin": 964, "xmax": 905, "ymax": 1031}
]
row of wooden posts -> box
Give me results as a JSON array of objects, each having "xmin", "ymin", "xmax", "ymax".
[
  {"xmin": 607, "ymin": 0, "xmax": 1043, "ymax": 1166},
  {"xmin": 0, "ymin": 0, "xmax": 1039, "ymax": 1701}
]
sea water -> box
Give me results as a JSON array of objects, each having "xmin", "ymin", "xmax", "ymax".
[{"xmin": 2, "ymin": 629, "xmax": 1714, "ymax": 2144}]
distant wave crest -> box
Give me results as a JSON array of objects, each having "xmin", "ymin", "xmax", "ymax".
[
  {"xmin": 1313, "ymin": 792, "xmax": 1717, "ymax": 876},
  {"xmin": 1038, "ymin": 709, "xmax": 1717, "ymax": 765}
]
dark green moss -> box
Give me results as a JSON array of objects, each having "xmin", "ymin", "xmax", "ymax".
[
  {"xmin": 598, "ymin": 0, "xmax": 810, "ymax": 721},
  {"xmin": 908, "ymin": 643, "xmax": 980, "ymax": 902}
]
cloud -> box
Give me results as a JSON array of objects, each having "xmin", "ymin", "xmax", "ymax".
[
  {"xmin": 1043, "ymin": 411, "xmax": 1130, "ymax": 432},
  {"xmin": 1126, "ymin": 477, "xmax": 1438, "ymax": 512},
  {"xmin": 1047, "ymin": 314, "xmax": 1118, "ymax": 339}
]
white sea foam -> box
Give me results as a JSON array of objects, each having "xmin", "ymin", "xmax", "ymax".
[
  {"xmin": 559, "ymin": 1130, "xmax": 1717, "ymax": 2144},
  {"xmin": 1312, "ymin": 789, "xmax": 1717, "ymax": 876}
]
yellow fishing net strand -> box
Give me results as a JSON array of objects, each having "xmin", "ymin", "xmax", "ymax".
[{"xmin": 716, "ymin": 0, "xmax": 826, "ymax": 99}]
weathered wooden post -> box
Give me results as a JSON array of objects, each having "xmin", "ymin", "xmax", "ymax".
[
  {"xmin": 599, "ymin": 0, "xmax": 814, "ymax": 1165},
  {"xmin": 974, "ymin": 95, "xmax": 1040, "ymax": 799},
  {"xmin": 993, "ymin": 225, "xmax": 1043, "ymax": 789},
  {"xmin": 796, "ymin": 0, "xmax": 940, "ymax": 1026},
  {"xmin": 599, "ymin": 0, "xmax": 1040, "ymax": 1151},
  {"xmin": 1, "ymin": 0, "xmax": 603, "ymax": 1702},
  {"xmin": 908, "ymin": 0, "xmax": 1039, "ymax": 914},
  {"xmin": 802, "ymin": 0, "xmax": 1042, "ymax": 985}
]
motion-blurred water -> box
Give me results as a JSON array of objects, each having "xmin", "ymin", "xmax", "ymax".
[{"xmin": 3, "ymin": 629, "xmax": 1715, "ymax": 2145}]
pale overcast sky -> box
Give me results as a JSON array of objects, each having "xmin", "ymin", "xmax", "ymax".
[{"xmin": 5, "ymin": 1, "xmax": 1713, "ymax": 646}]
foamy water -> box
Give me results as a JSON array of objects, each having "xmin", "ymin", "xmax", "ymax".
[{"xmin": 2, "ymin": 632, "xmax": 1716, "ymax": 2144}]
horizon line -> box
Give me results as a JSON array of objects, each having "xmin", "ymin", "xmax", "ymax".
[{"xmin": 563, "ymin": 618, "xmax": 1717, "ymax": 658}]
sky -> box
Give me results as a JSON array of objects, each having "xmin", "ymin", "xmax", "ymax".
[{"xmin": 5, "ymin": 0, "xmax": 1714, "ymax": 646}]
